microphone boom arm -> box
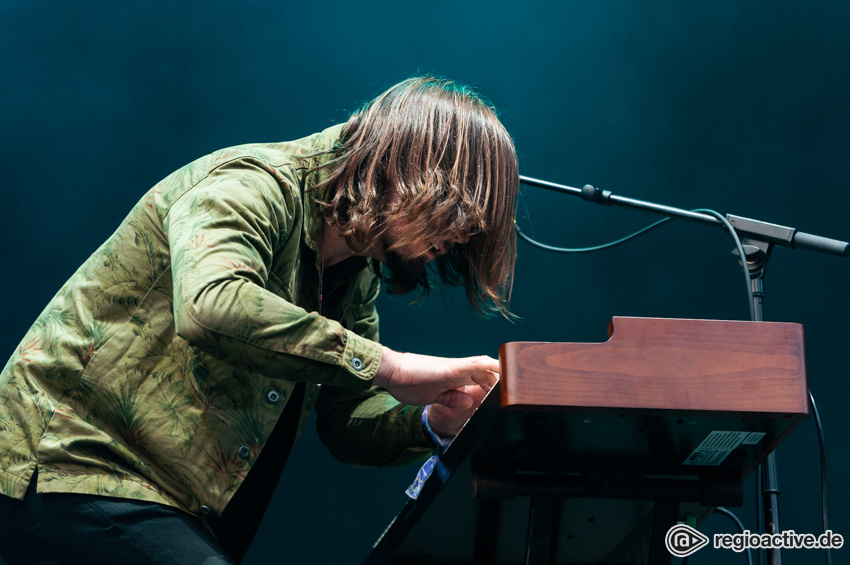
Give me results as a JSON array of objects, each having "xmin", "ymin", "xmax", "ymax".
[{"xmin": 519, "ymin": 175, "xmax": 850, "ymax": 257}]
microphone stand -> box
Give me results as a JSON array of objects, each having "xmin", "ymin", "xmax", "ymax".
[{"xmin": 519, "ymin": 175, "xmax": 849, "ymax": 565}]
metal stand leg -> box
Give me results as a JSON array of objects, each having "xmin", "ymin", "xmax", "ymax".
[
  {"xmin": 525, "ymin": 497, "xmax": 559, "ymax": 565},
  {"xmin": 744, "ymin": 242, "xmax": 782, "ymax": 565},
  {"xmin": 762, "ymin": 452, "xmax": 782, "ymax": 565}
]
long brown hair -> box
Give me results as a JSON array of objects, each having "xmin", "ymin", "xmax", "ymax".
[{"xmin": 317, "ymin": 76, "xmax": 519, "ymax": 316}]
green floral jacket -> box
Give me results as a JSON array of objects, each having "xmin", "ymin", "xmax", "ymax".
[{"xmin": 0, "ymin": 124, "xmax": 432, "ymax": 519}]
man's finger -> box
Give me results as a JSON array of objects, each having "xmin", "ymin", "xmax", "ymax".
[
  {"xmin": 434, "ymin": 389, "xmax": 474, "ymax": 410},
  {"xmin": 471, "ymin": 370, "xmax": 499, "ymax": 391},
  {"xmin": 452, "ymin": 355, "xmax": 499, "ymax": 382},
  {"xmin": 472, "ymin": 355, "xmax": 500, "ymax": 374}
]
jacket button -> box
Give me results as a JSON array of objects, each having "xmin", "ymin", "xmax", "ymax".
[
  {"xmin": 199, "ymin": 506, "xmax": 211, "ymax": 520},
  {"xmin": 351, "ymin": 358, "xmax": 363, "ymax": 371},
  {"xmin": 238, "ymin": 446, "xmax": 251, "ymax": 459},
  {"xmin": 266, "ymin": 390, "xmax": 280, "ymax": 404}
]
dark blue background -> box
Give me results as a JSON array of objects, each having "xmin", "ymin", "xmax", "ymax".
[{"xmin": 2, "ymin": 1, "xmax": 848, "ymax": 563}]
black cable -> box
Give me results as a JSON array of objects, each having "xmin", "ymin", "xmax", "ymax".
[
  {"xmin": 688, "ymin": 209, "xmax": 762, "ymax": 565},
  {"xmin": 690, "ymin": 209, "xmax": 756, "ymax": 322},
  {"xmin": 514, "ymin": 216, "xmax": 673, "ymax": 254},
  {"xmin": 809, "ymin": 390, "xmax": 832, "ymax": 565},
  {"xmin": 715, "ymin": 507, "xmax": 754, "ymax": 565},
  {"xmin": 515, "ymin": 208, "xmax": 756, "ymax": 320}
]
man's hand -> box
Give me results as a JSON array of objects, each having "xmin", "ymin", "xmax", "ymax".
[{"xmin": 374, "ymin": 347, "xmax": 499, "ymax": 409}]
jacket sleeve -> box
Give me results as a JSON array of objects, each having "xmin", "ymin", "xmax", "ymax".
[
  {"xmin": 314, "ymin": 274, "xmax": 434, "ymax": 467},
  {"xmin": 164, "ymin": 157, "xmax": 382, "ymax": 389}
]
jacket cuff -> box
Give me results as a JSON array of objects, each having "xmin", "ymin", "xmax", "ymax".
[{"xmin": 334, "ymin": 329, "xmax": 382, "ymax": 389}]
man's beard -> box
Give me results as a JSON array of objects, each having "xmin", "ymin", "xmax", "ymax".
[{"xmin": 382, "ymin": 247, "xmax": 428, "ymax": 294}]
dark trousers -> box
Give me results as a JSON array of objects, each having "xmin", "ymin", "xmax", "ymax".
[{"xmin": 0, "ymin": 472, "xmax": 235, "ymax": 565}]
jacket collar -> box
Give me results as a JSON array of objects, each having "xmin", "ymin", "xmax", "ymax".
[{"xmin": 299, "ymin": 123, "xmax": 345, "ymax": 254}]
